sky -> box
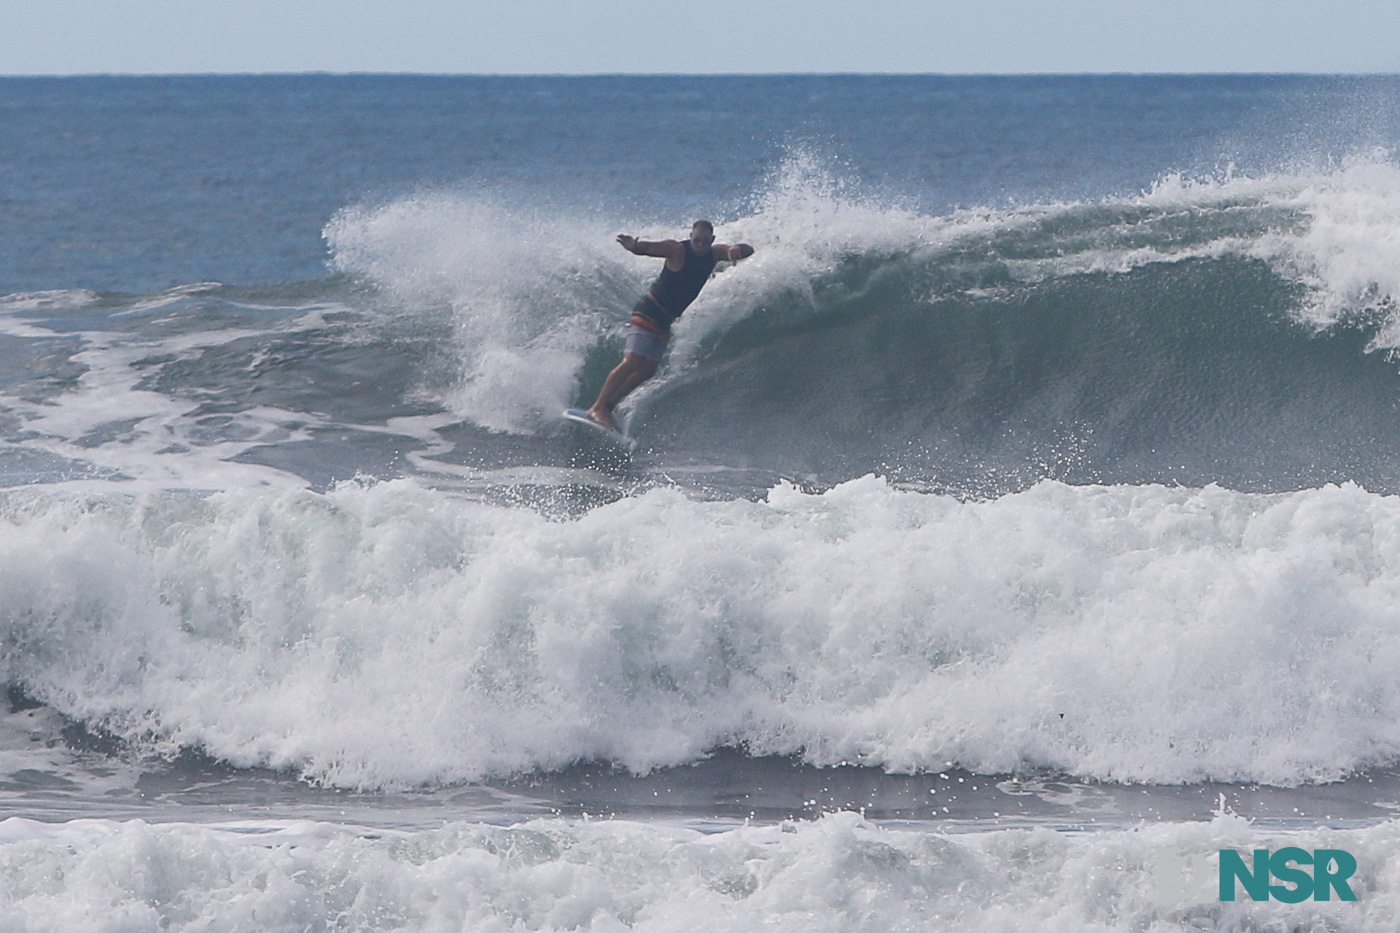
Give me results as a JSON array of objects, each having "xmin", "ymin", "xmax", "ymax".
[{"xmin": 2, "ymin": 0, "xmax": 1398, "ymax": 75}]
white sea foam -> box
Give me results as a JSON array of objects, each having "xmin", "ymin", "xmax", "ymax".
[
  {"xmin": 1142, "ymin": 154, "xmax": 1400, "ymax": 335},
  {"xmin": 324, "ymin": 194, "xmax": 626, "ymax": 433},
  {"xmin": 0, "ymin": 811, "xmax": 1395, "ymax": 932},
  {"xmin": 0, "ymin": 323, "xmax": 317, "ymax": 492},
  {"xmin": 6, "ymin": 476, "xmax": 1400, "ymax": 788},
  {"xmin": 0, "ymin": 289, "xmax": 102, "ymax": 314}
]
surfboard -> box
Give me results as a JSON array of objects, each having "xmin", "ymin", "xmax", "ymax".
[{"xmin": 562, "ymin": 409, "xmax": 636, "ymax": 450}]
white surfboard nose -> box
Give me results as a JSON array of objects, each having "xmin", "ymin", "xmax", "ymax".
[{"xmin": 563, "ymin": 409, "xmax": 636, "ymax": 450}]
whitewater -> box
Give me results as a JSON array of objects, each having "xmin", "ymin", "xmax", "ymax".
[
  {"xmin": 6, "ymin": 74, "xmax": 1400, "ymax": 930},
  {"xmin": 11, "ymin": 476, "xmax": 1400, "ymax": 792}
]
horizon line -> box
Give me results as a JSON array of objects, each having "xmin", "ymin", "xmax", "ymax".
[{"xmin": 3, "ymin": 70, "xmax": 1399, "ymax": 79}]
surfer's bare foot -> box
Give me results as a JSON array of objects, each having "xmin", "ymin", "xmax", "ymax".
[{"xmin": 587, "ymin": 406, "xmax": 620, "ymax": 433}]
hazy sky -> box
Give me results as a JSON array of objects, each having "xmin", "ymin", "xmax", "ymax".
[{"xmin": 3, "ymin": 0, "xmax": 1398, "ymax": 75}]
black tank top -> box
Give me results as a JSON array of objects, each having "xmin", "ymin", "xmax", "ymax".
[{"xmin": 646, "ymin": 240, "xmax": 718, "ymax": 327}]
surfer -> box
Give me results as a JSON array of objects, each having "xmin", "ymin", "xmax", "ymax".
[{"xmin": 584, "ymin": 220, "xmax": 754, "ymax": 433}]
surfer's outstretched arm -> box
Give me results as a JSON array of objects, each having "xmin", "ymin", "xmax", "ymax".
[
  {"xmin": 618, "ymin": 234, "xmax": 752, "ymax": 265},
  {"xmin": 617, "ymin": 234, "xmax": 684, "ymax": 261}
]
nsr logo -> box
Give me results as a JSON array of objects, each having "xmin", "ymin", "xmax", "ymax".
[{"xmin": 1158, "ymin": 848, "xmax": 1358, "ymax": 904}]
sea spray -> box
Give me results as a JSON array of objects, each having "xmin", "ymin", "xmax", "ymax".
[{"xmin": 6, "ymin": 477, "xmax": 1400, "ymax": 788}]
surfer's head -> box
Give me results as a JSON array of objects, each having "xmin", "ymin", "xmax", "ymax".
[{"xmin": 690, "ymin": 220, "xmax": 715, "ymax": 254}]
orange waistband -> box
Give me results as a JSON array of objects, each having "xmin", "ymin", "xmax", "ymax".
[
  {"xmin": 630, "ymin": 298, "xmax": 670, "ymax": 336},
  {"xmin": 629, "ymin": 313, "xmax": 669, "ymax": 336}
]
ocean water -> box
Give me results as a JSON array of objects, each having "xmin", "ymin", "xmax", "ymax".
[{"xmin": 5, "ymin": 74, "xmax": 1400, "ymax": 930}]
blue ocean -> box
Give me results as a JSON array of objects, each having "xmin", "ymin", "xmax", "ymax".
[{"xmin": 4, "ymin": 74, "xmax": 1400, "ymax": 930}]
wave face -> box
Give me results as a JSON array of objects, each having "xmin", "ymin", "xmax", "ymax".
[
  {"xmin": 7, "ymin": 476, "xmax": 1400, "ymax": 789},
  {"xmin": 324, "ymin": 154, "xmax": 1400, "ymax": 495}
]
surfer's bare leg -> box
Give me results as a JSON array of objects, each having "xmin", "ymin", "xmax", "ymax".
[
  {"xmin": 612, "ymin": 356, "xmax": 658, "ymax": 401},
  {"xmin": 587, "ymin": 353, "xmax": 657, "ymax": 432}
]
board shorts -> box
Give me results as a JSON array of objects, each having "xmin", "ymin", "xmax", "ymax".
[{"xmin": 624, "ymin": 323, "xmax": 668, "ymax": 362}]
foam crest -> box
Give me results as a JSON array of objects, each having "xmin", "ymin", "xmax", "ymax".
[
  {"xmin": 661, "ymin": 151, "xmax": 959, "ymax": 365},
  {"xmin": 0, "ymin": 289, "xmax": 101, "ymax": 313},
  {"xmin": 658, "ymin": 151, "xmax": 1400, "ymax": 378},
  {"xmin": 1260, "ymin": 156, "xmax": 1400, "ymax": 336},
  {"xmin": 325, "ymin": 193, "xmax": 623, "ymax": 432},
  {"xmin": 1138, "ymin": 154, "xmax": 1400, "ymax": 334},
  {"xmin": 8, "ymin": 477, "xmax": 1400, "ymax": 788},
  {"xmin": 1, "ymin": 812, "xmax": 1396, "ymax": 932},
  {"xmin": 731, "ymin": 150, "xmax": 1400, "ymax": 338}
]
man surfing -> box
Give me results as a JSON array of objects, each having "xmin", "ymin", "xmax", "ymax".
[{"xmin": 583, "ymin": 220, "xmax": 754, "ymax": 433}]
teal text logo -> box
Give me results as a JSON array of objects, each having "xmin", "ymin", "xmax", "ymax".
[
  {"xmin": 1157, "ymin": 848, "xmax": 1358, "ymax": 905},
  {"xmin": 1220, "ymin": 848, "xmax": 1357, "ymax": 903}
]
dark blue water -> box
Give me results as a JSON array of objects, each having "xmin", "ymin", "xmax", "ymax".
[{"xmin": 5, "ymin": 74, "xmax": 1397, "ymax": 293}]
